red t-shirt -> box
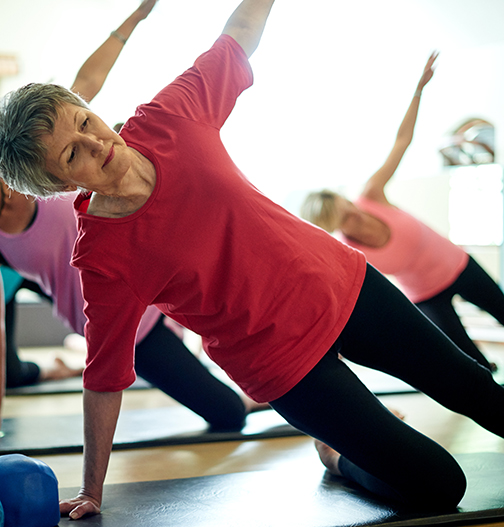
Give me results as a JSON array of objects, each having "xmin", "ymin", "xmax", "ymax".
[{"xmin": 72, "ymin": 35, "xmax": 366, "ymax": 402}]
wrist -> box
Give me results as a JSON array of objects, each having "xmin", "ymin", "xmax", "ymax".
[
  {"xmin": 110, "ymin": 30, "xmax": 128, "ymax": 45},
  {"xmin": 414, "ymin": 88, "xmax": 422, "ymax": 98}
]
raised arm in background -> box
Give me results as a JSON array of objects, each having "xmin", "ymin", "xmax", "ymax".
[
  {"xmin": 222, "ymin": 0, "xmax": 275, "ymax": 58},
  {"xmin": 362, "ymin": 51, "xmax": 439, "ymax": 204},
  {"xmin": 72, "ymin": 0, "xmax": 158, "ymax": 102}
]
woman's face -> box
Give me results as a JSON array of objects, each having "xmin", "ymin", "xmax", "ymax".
[{"xmin": 41, "ymin": 103, "xmax": 131, "ymax": 194}]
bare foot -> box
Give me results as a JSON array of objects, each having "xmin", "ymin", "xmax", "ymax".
[
  {"xmin": 389, "ymin": 407, "xmax": 405, "ymax": 420},
  {"xmin": 315, "ymin": 440, "xmax": 342, "ymax": 476},
  {"xmin": 40, "ymin": 357, "xmax": 84, "ymax": 382},
  {"xmin": 63, "ymin": 333, "xmax": 87, "ymax": 353}
]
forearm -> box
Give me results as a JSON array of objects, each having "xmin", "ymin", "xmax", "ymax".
[
  {"xmin": 396, "ymin": 51, "xmax": 437, "ymax": 146},
  {"xmin": 71, "ymin": 3, "xmax": 153, "ymax": 101},
  {"xmin": 71, "ymin": 38, "xmax": 123, "ymax": 102},
  {"xmin": 222, "ymin": 0, "xmax": 276, "ymax": 58},
  {"xmin": 394, "ymin": 94, "xmax": 421, "ymax": 146},
  {"xmin": 80, "ymin": 389, "xmax": 123, "ymax": 505},
  {"xmin": 362, "ymin": 92, "xmax": 420, "ymax": 201}
]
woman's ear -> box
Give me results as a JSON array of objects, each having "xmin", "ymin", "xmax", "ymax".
[{"xmin": 63, "ymin": 184, "xmax": 79, "ymax": 192}]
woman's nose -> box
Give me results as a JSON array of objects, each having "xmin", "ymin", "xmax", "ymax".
[{"xmin": 84, "ymin": 135, "xmax": 104, "ymax": 156}]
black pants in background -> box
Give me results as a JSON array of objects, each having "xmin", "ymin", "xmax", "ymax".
[
  {"xmin": 416, "ymin": 255, "xmax": 504, "ymax": 371},
  {"xmin": 134, "ymin": 317, "xmax": 247, "ymax": 431}
]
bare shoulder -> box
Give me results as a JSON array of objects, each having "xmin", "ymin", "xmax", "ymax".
[{"xmin": 361, "ymin": 183, "xmax": 389, "ymax": 205}]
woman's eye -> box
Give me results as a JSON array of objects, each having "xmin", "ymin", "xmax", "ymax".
[
  {"xmin": 68, "ymin": 147, "xmax": 76, "ymax": 164},
  {"xmin": 81, "ymin": 118, "xmax": 89, "ymax": 130}
]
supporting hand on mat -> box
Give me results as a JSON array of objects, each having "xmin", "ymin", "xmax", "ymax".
[
  {"xmin": 60, "ymin": 389, "xmax": 123, "ymax": 520},
  {"xmin": 59, "ymin": 494, "xmax": 101, "ymax": 521}
]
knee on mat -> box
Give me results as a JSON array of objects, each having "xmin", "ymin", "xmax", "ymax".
[{"xmin": 402, "ymin": 467, "xmax": 467, "ymax": 511}]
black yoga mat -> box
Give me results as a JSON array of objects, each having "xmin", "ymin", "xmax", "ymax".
[
  {"xmin": 5, "ymin": 376, "xmax": 152, "ymax": 396},
  {"xmin": 0, "ymin": 406, "xmax": 303, "ymax": 456},
  {"xmin": 57, "ymin": 452, "xmax": 504, "ymax": 526}
]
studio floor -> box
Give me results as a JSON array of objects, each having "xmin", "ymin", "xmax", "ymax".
[{"xmin": 5, "ymin": 324, "xmax": 504, "ymax": 526}]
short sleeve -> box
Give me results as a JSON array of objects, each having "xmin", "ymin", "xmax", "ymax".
[
  {"xmin": 80, "ymin": 268, "xmax": 146, "ymax": 392},
  {"xmin": 125, "ymin": 35, "xmax": 253, "ymax": 132}
]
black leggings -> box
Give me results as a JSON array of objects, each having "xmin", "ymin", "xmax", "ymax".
[
  {"xmin": 415, "ymin": 256, "xmax": 504, "ymax": 371},
  {"xmin": 270, "ymin": 264, "xmax": 504, "ymax": 509},
  {"xmin": 134, "ymin": 317, "xmax": 247, "ymax": 431},
  {"xmin": 5, "ymin": 294, "xmax": 39, "ymax": 387},
  {"xmin": 5, "ymin": 279, "xmax": 50, "ymax": 388}
]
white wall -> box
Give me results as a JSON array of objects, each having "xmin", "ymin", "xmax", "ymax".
[{"xmin": 2, "ymin": 0, "xmax": 504, "ymax": 275}]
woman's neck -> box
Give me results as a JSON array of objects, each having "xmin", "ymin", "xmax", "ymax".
[
  {"xmin": 0, "ymin": 194, "xmax": 37, "ymax": 234},
  {"xmin": 88, "ymin": 149, "xmax": 156, "ymax": 218}
]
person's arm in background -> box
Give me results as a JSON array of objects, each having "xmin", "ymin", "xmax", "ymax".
[
  {"xmin": 362, "ymin": 51, "xmax": 438, "ymax": 204},
  {"xmin": 222, "ymin": 0, "xmax": 276, "ymax": 58},
  {"xmin": 71, "ymin": 0, "xmax": 158, "ymax": 102},
  {"xmin": 0, "ymin": 271, "xmax": 5, "ymax": 432}
]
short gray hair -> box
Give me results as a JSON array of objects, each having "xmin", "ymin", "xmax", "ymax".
[{"xmin": 0, "ymin": 83, "xmax": 88, "ymax": 198}]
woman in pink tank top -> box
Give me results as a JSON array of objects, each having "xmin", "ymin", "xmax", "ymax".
[{"xmin": 302, "ymin": 52, "xmax": 504, "ymax": 373}]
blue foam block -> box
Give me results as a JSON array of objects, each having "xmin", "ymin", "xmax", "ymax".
[{"xmin": 0, "ymin": 454, "xmax": 60, "ymax": 527}]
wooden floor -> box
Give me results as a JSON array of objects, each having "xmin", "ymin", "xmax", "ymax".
[{"xmin": 5, "ymin": 339, "xmax": 504, "ymax": 527}]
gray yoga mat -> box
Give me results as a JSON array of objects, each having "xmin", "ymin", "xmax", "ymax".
[
  {"xmin": 57, "ymin": 452, "xmax": 504, "ymax": 526},
  {"xmin": 5, "ymin": 376, "xmax": 152, "ymax": 396},
  {"xmin": 0, "ymin": 406, "xmax": 303, "ymax": 456}
]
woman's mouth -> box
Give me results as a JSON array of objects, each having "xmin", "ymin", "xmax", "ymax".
[{"xmin": 102, "ymin": 145, "xmax": 115, "ymax": 168}]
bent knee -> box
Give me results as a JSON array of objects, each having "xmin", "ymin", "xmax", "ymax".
[{"xmin": 403, "ymin": 463, "xmax": 467, "ymax": 510}]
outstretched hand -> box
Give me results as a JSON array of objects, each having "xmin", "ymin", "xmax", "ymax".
[
  {"xmin": 135, "ymin": 0, "xmax": 158, "ymax": 21},
  {"xmin": 60, "ymin": 494, "xmax": 101, "ymax": 521},
  {"xmin": 416, "ymin": 51, "xmax": 439, "ymax": 92}
]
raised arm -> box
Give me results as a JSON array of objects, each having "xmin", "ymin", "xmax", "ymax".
[
  {"xmin": 71, "ymin": 0, "xmax": 158, "ymax": 102},
  {"xmin": 222, "ymin": 0, "xmax": 276, "ymax": 58},
  {"xmin": 362, "ymin": 51, "xmax": 439, "ymax": 204}
]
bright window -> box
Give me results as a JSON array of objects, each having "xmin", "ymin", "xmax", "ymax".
[{"xmin": 448, "ymin": 164, "xmax": 503, "ymax": 246}]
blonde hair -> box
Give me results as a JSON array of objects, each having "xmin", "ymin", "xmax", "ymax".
[{"xmin": 300, "ymin": 189, "xmax": 339, "ymax": 233}]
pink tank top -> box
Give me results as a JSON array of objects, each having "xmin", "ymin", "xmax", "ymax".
[{"xmin": 340, "ymin": 196, "xmax": 468, "ymax": 303}]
